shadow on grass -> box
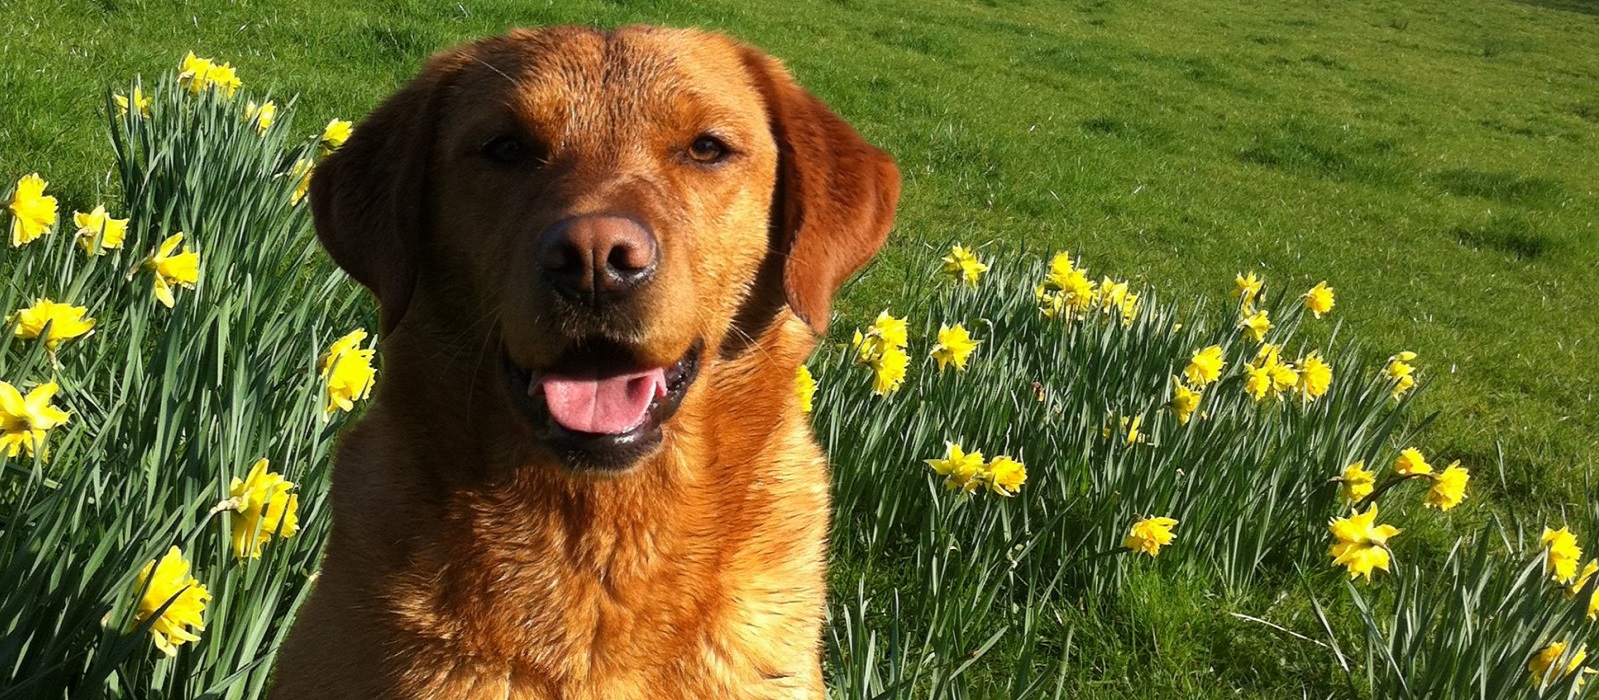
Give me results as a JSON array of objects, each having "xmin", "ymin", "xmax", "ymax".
[
  {"xmin": 1428, "ymin": 168, "xmax": 1563, "ymax": 205},
  {"xmin": 1511, "ymin": 0, "xmax": 1599, "ymax": 15},
  {"xmin": 1452, "ymin": 213, "xmax": 1558, "ymax": 260}
]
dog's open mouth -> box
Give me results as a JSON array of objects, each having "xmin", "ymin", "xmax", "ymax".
[{"xmin": 505, "ymin": 339, "xmax": 702, "ymax": 470}]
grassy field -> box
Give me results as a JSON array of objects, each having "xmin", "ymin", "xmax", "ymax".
[{"xmin": 2, "ymin": 0, "xmax": 1597, "ymax": 696}]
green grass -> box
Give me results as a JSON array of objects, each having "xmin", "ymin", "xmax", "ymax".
[{"xmin": 2, "ymin": 0, "xmax": 1597, "ymax": 697}]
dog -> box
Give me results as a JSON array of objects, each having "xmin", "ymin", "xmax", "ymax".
[{"xmin": 268, "ymin": 26, "xmax": 899, "ymax": 699}]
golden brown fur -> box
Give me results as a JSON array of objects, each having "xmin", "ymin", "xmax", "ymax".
[{"xmin": 269, "ymin": 26, "xmax": 899, "ymax": 699}]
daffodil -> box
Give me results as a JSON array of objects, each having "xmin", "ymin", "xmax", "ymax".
[
  {"xmin": 1185, "ymin": 345, "xmax": 1226, "ymax": 387},
  {"xmin": 940, "ymin": 245, "xmax": 989, "ymax": 288},
  {"xmin": 1393, "ymin": 448, "xmax": 1431, "ymax": 477},
  {"xmin": 1239, "ymin": 309, "xmax": 1272, "ymax": 343},
  {"xmin": 1425, "ymin": 461, "xmax": 1468, "ymax": 511},
  {"xmin": 9, "ymin": 299, "xmax": 95, "ymax": 349},
  {"xmin": 143, "ymin": 233, "xmax": 201, "ymax": 308},
  {"xmin": 178, "ymin": 52, "xmax": 241, "ymax": 97},
  {"xmin": 226, "ymin": 459, "xmax": 301, "ymax": 559},
  {"xmin": 114, "ymin": 87, "xmax": 151, "ymax": 118},
  {"xmin": 870, "ymin": 345, "xmax": 909, "ymax": 396},
  {"xmin": 131, "ymin": 546, "xmax": 210, "ymax": 656},
  {"xmin": 73, "ymin": 205, "xmax": 128, "ymax": 254},
  {"xmin": 1034, "ymin": 284, "xmax": 1066, "ymax": 319},
  {"xmin": 321, "ymin": 329, "xmax": 377, "ymax": 415},
  {"xmin": 245, "ymin": 100, "xmax": 277, "ymax": 134},
  {"xmin": 1528, "ymin": 641, "xmax": 1591, "ymax": 689},
  {"xmin": 1118, "ymin": 415, "xmax": 1144, "ymax": 445},
  {"xmin": 321, "ymin": 118, "xmax": 353, "ymax": 153},
  {"xmin": 1297, "ymin": 351, "xmax": 1332, "ymax": 400},
  {"xmin": 8, "ymin": 173, "xmax": 58, "ymax": 247},
  {"xmin": 926, "ymin": 442, "xmax": 985, "ymax": 493},
  {"xmin": 1169, "ymin": 377, "xmax": 1201, "ymax": 425},
  {"xmin": 1386, "ymin": 351, "xmax": 1418, "ymax": 400},
  {"xmin": 1038, "ymin": 253, "xmax": 1095, "ymax": 319},
  {"xmin": 289, "ymin": 159, "xmax": 313, "ymax": 205},
  {"xmin": 1243, "ymin": 363, "xmax": 1272, "ymax": 402},
  {"xmin": 930, "ymin": 323, "xmax": 980, "ymax": 372},
  {"xmin": 795, "ymin": 364, "xmax": 816, "ymax": 414},
  {"xmin": 853, "ymin": 310, "xmax": 908, "ymax": 365},
  {"xmin": 0, "ymin": 381, "xmax": 69, "ymax": 459},
  {"xmin": 1339, "ymin": 461, "xmax": 1376, "ymax": 505},
  {"xmin": 1045, "ymin": 252, "xmax": 1075, "ymax": 289},
  {"xmin": 1564, "ymin": 559, "xmax": 1597, "ymax": 601},
  {"xmin": 985, "ymin": 455, "xmax": 1026, "ymax": 496},
  {"xmin": 1233, "ymin": 271, "xmax": 1263, "ymax": 309},
  {"xmin": 1124, "ymin": 516, "xmax": 1178, "ymax": 557},
  {"xmin": 1328, "ymin": 503, "xmax": 1400, "ymax": 582},
  {"xmin": 1543, "ymin": 526, "xmax": 1584, "ymax": 584},
  {"xmin": 1267, "ymin": 358, "xmax": 1299, "ymax": 394},
  {"xmin": 1302, "ymin": 281, "xmax": 1335, "ymax": 318}
]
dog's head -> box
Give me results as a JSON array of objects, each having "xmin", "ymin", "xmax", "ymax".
[{"xmin": 311, "ymin": 27, "xmax": 899, "ymax": 471}]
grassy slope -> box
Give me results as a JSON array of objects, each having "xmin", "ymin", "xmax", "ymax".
[{"xmin": 2, "ymin": 0, "xmax": 1596, "ymax": 694}]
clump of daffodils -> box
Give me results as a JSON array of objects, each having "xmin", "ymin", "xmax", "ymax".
[
  {"xmin": 924, "ymin": 442, "xmax": 1026, "ymax": 496},
  {"xmin": 130, "ymin": 547, "xmax": 210, "ymax": 656},
  {"xmin": 177, "ymin": 52, "xmax": 242, "ymax": 97},
  {"xmin": 853, "ymin": 311, "xmax": 910, "ymax": 396},
  {"xmin": 1386, "ymin": 351, "xmax": 1418, "ymax": 400},
  {"xmin": 1035, "ymin": 252, "xmax": 1095, "ymax": 320},
  {"xmin": 1243, "ymin": 344, "xmax": 1298, "ymax": 402}
]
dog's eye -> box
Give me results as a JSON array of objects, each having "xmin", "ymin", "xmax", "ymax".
[
  {"xmin": 481, "ymin": 135, "xmax": 536, "ymax": 166},
  {"xmin": 686, "ymin": 135, "xmax": 730, "ymax": 164}
]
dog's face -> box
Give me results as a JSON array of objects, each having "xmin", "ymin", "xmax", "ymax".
[{"xmin": 311, "ymin": 27, "xmax": 899, "ymax": 471}]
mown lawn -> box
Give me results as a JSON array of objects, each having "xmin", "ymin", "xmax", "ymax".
[{"xmin": 2, "ymin": 0, "xmax": 1596, "ymax": 696}]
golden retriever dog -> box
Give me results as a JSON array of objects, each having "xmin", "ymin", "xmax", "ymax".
[{"xmin": 268, "ymin": 26, "xmax": 899, "ymax": 699}]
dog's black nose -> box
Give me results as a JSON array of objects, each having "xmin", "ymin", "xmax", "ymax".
[{"xmin": 537, "ymin": 215, "xmax": 658, "ymax": 302}]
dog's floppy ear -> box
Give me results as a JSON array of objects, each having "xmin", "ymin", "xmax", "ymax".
[
  {"xmin": 739, "ymin": 48, "xmax": 901, "ymax": 334},
  {"xmin": 310, "ymin": 50, "xmax": 466, "ymax": 335}
]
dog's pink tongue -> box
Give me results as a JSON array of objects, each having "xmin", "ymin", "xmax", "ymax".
[{"xmin": 538, "ymin": 368, "xmax": 667, "ymax": 435}]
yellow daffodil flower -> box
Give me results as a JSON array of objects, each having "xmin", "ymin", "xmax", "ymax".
[
  {"xmin": 143, "ymin": 233, "xmax": 201, "ymax": 308},
  {"xmin": 114, "ymin": 87, "xmax": 152, "ymax": 118},
  {"xmin": 1386, "ymin": 351, "xmax": 1418, "ymax": 400},
  {"xmin": 1045, "ymin": 252, "xmax": 1075, "ymax": 289},
  {"xmin": 930, "ymin": 323, "xmax": 980, "ymax": 372},
  {"xmin": 1328, "ymin": 503, "xmax": 1400, "ymax": 582},
  {"xmin": 1119, "ymin": 415, "xmax": 1144, "ymax": 445},
  {"xmin": 9, "ymin": 299, "xmax": 95, "ymax": 349},
  {"xmin": 1243, "ymin": 363, "xmax": 1272, "ymax": 402},
  {"xmin": 0, "ymin": 381, "xmax": 70, "ymax": 459},
  {"xmin": 1543, "ymin": 526, "xmax": 1584, "ymax": 584},
  {"xmin": 131, "ymin": 546, "xmax": 210, "ymax": 656},
  {"xmin": 1424, "ymin": 461, "xmax": 1468, "ymax": 511},
  {"xmin": 1233, "ymin": 271, "xmax": 1263, "ymax": 309},
  {"xmin": 289, "ymin": 159, "xmax": 313, "ymax": 205},
  {"xmin": 227, "ymin": 459, "xmax": 301, "ymax": 559},
  {"xmin": 1170, "ymin": 377, "xmax": 1201, "ymax": 425},
  {"xmin": 1302, "ymin": 281, "xmax": 1335, "ymax": 319},
  {"xmin": 321, "ymin": 119, "xmax": 354, "ymax": 153},
  {"xmin": 940, "ymin": 245, "xmax": 989, "ymax": 288},
  {"xmin": 1035, "ymin": 284, "xmax": 1066, "ymax": 319},
  {"xmin": 1298, "ymin": 351, "xmax": 1332, "ymax": 400},
  {"xmin": 1393, "ymin": 448, "xmax": 1431, "ymax": 477},
  {"xmin": 1185, "ymin": 345, "xmax": 1226, "ymax": 387},
  {"xmin": 321, "ymin": 329, "xmax": 377, "ymax": 415},
  {"xmin": 1239, "ymin": 309, "xmax": 1272, "ymax": 343},
  {"xmin": 73, "ymin": 205, "xmax": 129, "ymax": 254},
  {"xmin": 795, "ymin": 364, "xmax": 816, "ymax": 414},
  {"xmin": 926, "ymin": 442, "xmax": 986, "ymax": 493},
  {"xmin": 1124, "ymin": 516, "xmax": 1178, "ymax": 557},
  {"xmin": 1339, "ymin": 461, "xmax": 1376, "ymax": 505},
  {"xmin": 245, "ymin": 100, "xmax": 277, "ymax": 134},
  {"xmin": 985, "ymin": 455, "xmax": 1026, "ymax": 496},
  {"xmin": 178, "ymin": 52, "xmax": 241, "ymax": 97},
  {"xmin": 1528, "ymin": 641, "xmax": 1591, "ymax": 689},
  {"xmin": 853, "ymin": 310, "xmax": 909, "ymax": 374},
  {"xmin": 8, "ymin": 173, "xmax": 58, "ymax": 247},
  {"xmin": 870, "ymin": 345, "xmax": 909, "ymax": 396}
]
